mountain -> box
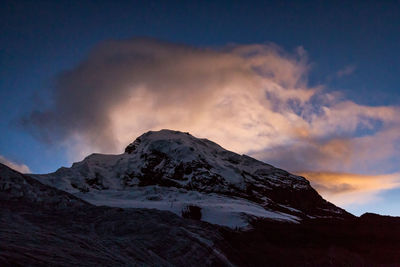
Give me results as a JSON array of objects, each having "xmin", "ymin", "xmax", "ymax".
[
  {"xmin": 3, "ymin": 130, "xmax": 400, "ymax": 266},
  {"xmin": 31, "ymin": 129, "xmax": 350, "ymax": 228}
]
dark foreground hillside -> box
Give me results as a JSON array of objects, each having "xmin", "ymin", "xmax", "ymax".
[
  {"xmin": 3, "ymin": 199, "xmax": 400, "ymax": 266},
  {"xmin": 221, "ymin": 214, "xmax": 400, "ymax": 266},
  {"xmin": 0, "ymin": 203, "xmax": 233, "ymax": 266}
]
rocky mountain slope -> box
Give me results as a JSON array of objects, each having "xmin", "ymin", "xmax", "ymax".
[{"xmin": 31, "ymin": 130, "xmax": 350, "ymax": 228}]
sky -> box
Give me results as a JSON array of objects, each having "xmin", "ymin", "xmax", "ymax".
[{"xmin": 1, "ymin": 0, "xmax": 400, "ymax": 216}]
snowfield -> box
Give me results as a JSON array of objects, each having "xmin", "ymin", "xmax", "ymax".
[{"xmin": 76, "ymin": 186, "xmax": 300, "ymax": 228}]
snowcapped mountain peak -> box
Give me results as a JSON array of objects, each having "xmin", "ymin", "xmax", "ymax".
[
  {"xmin": 125, "ymin": 129, "xmax": 224, "ymax": 161},
  {"xmin": 121, "ymin": 129, "xmax": 282, "ymax": 190},
  {"xmin": 31, "ymin": 129, "xmax": 350, "ymax": 228}
]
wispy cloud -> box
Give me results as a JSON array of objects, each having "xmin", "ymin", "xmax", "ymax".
[
  {"xmin": 0, "ymin": 155, "xmax": 30, "ymax": 173},
  {"xmin": 336, "ymin": 65, "xmax": 356, "ymax": 78}
]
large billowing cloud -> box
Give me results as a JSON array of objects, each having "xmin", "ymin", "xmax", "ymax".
[{"xmin": 21, "ymin": 38, "xmax": 400, "ymax": 205}]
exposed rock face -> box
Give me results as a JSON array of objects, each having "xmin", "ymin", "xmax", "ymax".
[{"xmin": 31, "ymin": 130, "xmax": 351, "ymax": 228}]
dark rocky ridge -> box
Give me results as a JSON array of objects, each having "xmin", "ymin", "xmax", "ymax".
[{"xmin": 0, "ymin": 163, "xmax": 86, "ymax": 208}]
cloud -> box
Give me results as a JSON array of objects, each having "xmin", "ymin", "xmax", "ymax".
[
  {"xmin": 253, "ymin": 130, "xmax": 400, "ymax": 176},
  {"xmin": 20, "ymin": 38, "xmax": 316, "ymax": 158},
  {"xmin": 336, "ymin": 65, "xmax": 356, "ymax": 78},
  {"xmin": 0, "ymin": 155, "xmax": 30, "ymax": 173},
  {"xmin": 299, "ymin": 172, "xmax": 400, "ymax": 206},
  {"xmin": 20, "ymin": 38, "xmax": 400, "ymax": 179}
]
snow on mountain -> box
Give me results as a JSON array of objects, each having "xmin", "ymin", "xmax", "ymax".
[
  {"xmin": 75, "ymin": 186, "xmax": 299, "ymax": 228},
  {"xmin": 31, "ymin": 129, "xmax": 349, "ymax": 228}
]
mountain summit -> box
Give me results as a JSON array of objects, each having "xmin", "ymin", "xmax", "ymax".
[{"xmin": 32, "ymin": 129, "xmax": 350, "ymax": 227}]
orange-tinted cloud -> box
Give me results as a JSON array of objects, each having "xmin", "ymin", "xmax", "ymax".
[
  {"xmin": 21, "ymin": 38, "xmax": 316, "ymax": 158},
  {"xmin": 299, "ymin": 172, "xmax": 400, "ymax": 205}
]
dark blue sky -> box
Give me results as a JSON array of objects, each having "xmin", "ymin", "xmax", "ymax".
[{"xmin": 1, "ymin": 1, "xmax": 399, "ymax": 172}]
